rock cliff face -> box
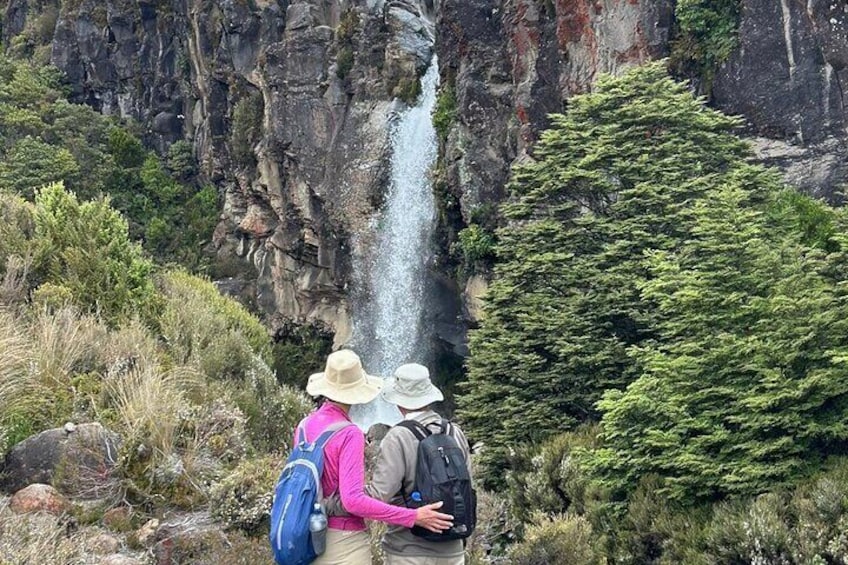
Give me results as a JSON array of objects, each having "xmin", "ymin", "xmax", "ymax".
[
  {"xmin": 2, "ymin": 0, "xmax": 848, "ymax": 348},
  {"xmin": 713, "ymin": 0, "xmax": 848, "ymax": 201},
  {"xmin": 3, "ymin": 0, "xmax": 435, "ymax": 345}
]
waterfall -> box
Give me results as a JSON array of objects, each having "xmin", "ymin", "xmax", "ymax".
[{"xmin": 349, "ymin": 57, "xmax": 440, "ymax": 428}]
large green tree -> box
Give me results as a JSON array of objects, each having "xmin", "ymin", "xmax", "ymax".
[
  {"xmin": 460, "ymin": 63, "xmax": 774, "ymax": 487},
  {"xmin": 588, "ymin": 175, "xmax": 848, "ymax": 501}
]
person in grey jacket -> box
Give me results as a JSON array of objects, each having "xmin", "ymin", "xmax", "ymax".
[{"xmin": 367, "ymin": 363, "xmax": 472, "ymax": 565}]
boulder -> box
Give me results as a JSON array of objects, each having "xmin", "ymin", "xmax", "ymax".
[
  {"xmin": 153, "ymin": 512, "xmax": 227, "ymax": 565},
  {"xmin": 9, "ymin": 483, "xmax": 70, "ymax": 515},
  {"xmin": 89, "ymin": 533, "xmax": 121, "ymax": 555},
  {"xmin": 0, "ymin": 422, "xmax": 120, "ymax": 496},
  {"xmin": 136, "ymin": 518, "xmax": 160, "ymax": 548}
]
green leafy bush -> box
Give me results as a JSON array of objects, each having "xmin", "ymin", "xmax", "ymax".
[
  {"xmin": 209, "ymin": 455, "xmax": 282, "ymax": 534},
  {"xmin": 271, "ymin": 321, "xmax": 333, "ymax": 388},
  {"xmin": 506, "ymin": 513, "xmax": 602, "ymax": 565},
  {"xmin": 589, "ymin": 180, "xmax": 848, "ymax": 501},
  {"xmin": 33, "ymin": 182, "xmax": 156, "ymax": 323},
  {"xmin": 232, "ymin": 365, "xmax": 311, "ymax": 454},
  {"xmin": 507, "ymin": 426, "xmax": 601, "ymax": 525},
  {"xmin": 158, "ymin": 270, "xmax": 272, "ymax": 377},
  {"xmin": 459, "ymin": 62, "xmax": 749, "ymax": 487},
  {"xmin": 230, "ymin": 91, "xmax": 263, "ymax": 167},
  {"xmin": 671, "ymin": 0, "xmax": 742, "ymax": 88},
  {"xmin": 336, "ymin": 47, "xmax": 355, "ymax": 79},
  {"xmin": 432, "ymin": 83, "xmax": 457, "ymax": 142},
  {"xmin": 456, "ymin": 223, "xmax": 495, "ymax": 265},
  {"xmin": 0, "ymin": 136, "xmax": 80, "ymax": 197}
]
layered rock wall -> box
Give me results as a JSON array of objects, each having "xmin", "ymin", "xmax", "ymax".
[
  {"xmin": 3, "ymin": 0, "xmax": 435, "ymax": 344},
  {"xmin": 4, "ymin": 0, "xmax": 848, "ymax": 346}
]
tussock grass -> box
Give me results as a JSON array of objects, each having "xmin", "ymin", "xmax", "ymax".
[
  {"xmin": 102, "ymin": 362, "xmax": 195, "ymax": 462},
  {"xmin": 0, "ymin": 497, "xmax": 88, "ymax": 564},
  {"xmin": 30, "ymin": 306, "xmax": 103, "ymax": 388}
]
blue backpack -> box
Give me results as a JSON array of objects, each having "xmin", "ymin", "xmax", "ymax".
[{"xmin": 270, "ymin": 420, "xmax": 351, "ymax": 565}]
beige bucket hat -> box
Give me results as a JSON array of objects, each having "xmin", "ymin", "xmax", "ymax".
[
  {"xmin": 380, "ymin": 363, "xmax": 444, "ymax": 410},
  {"xmin": 306, "ymin": 350, "xmax": 382, "ymax": 405}
]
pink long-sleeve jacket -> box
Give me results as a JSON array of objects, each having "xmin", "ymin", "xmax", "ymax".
[{"xmin": 295, "ymin": 401, "xmax": 417, "ymax": 531}]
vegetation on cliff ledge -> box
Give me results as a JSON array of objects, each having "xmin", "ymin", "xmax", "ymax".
[{"xmin": 0, "ymin": 54, "xmax": 218, "ymax": 269}]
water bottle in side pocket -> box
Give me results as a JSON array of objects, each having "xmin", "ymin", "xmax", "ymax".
[{"xmin": 309, "ymin": 503, "xmax": 328, "ymax": 555}]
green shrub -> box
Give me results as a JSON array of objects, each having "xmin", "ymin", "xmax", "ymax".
[
  {"xmin": 271, "ymin": 321, "xmax": 333, "ymax": 388},
  {"xmin": 0, "ymin": 191, "xmax": 35, "ymax": 271},
  {"xmin": 336, "ymin": 46, "xmax": 355, "ymax": 79},
  {"xmin": 32, "ymin": 182, "xmax": 156, "ymax": 324},
  {"xmin": 393, "ymin": 76, "xmax": 421, "ymax": 105},
  {"xmin": 158, "ymin": 269, "xmax": 272, "ymax": 378},
  {"xmin": 459, "ymin": 62, "xmax": 751, "ymax": 488},
  {"xmin": 31, "ymin": 282, "xmax": 73, "ymax": 311},
  {"xmin": 456, "ymin": 223, "xmax": 495, "ymax": 265},
  {"xmin": 107, "ymin": 127, "xmax": 146, "ymax": 169},
  {"xmin": 0, "ymin": 136, "xmax": 80, "ymax": 197},
  {"xmin": 230, "ymin": 92, "xmax": 263, "ymax": 167},
  {"xmin": 167, "ymin": 140, "xmax": 196, "ymax": 180},
  {"xmin": 336, "ymin": 9, "xmax": 359, "ymax": 43},
  {"xmin": 671, "ymin": 0, "xmax": 742, "ymax": 88},
  {"xmin": 705, "ymin": 494, "xmax": 794, "ymax": 564},
  {"xmin": 508, "ymin": 426, "xmax": 601, "ymax": 524},
  {"xmin": 433, "ymin": 83, "xmax": 457, "ymax": 142},
  {"xmin": 232, "ymin": 365, "xmax": 311, "ymax": 454},
  {"xmin": 507, "ymin": 513, "xmax": 602, "ymax": 565},
  {"xmin": 589, "ymin": 179, "xmax": 848, "ymax": 501},
  {"xmin": 209, "ymin": 455, "xmax": 282, "ymax": 534}
]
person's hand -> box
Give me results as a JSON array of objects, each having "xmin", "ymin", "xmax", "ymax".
[
  {"xmin": 414, "ymin": 501, "xmax": 453, "ymax": 533},
  {"xmin": 323, "ymin": 493, "xmax": 350, "ymax": 517}
]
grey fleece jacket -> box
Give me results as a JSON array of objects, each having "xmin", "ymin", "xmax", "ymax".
[{"xmin": 366, "ymin": 410, "xmax": 472, "ymax": 558}]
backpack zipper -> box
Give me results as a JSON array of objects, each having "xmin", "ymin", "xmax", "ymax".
[{"xmin": 276, "ymin": 493, "xmax": 293, "ymax": 549}]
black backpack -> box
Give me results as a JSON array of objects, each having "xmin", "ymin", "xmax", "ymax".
[{"xmin": 396, "ymin": 419, "xmax": 477, "ymax": 542}]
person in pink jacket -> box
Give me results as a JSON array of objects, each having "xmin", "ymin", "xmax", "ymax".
[{"xmin": 299, "ymin": 349, "xmax": 453, "ymax": 565}]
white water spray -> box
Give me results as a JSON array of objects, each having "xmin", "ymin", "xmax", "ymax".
[{"xmin": 350, "ymin": 58, "xmax": 440, "ymax": 427}]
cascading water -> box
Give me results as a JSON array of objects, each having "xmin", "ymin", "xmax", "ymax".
[{"xmin": 349, "ymin": 57, "xmax": 440, "ymax": 428}]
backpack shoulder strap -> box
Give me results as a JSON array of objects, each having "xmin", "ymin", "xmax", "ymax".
[
  {"xmin": 314, "ymin": 420, "xmax": 355, "ymax": 450},
  {"xmin": 295, "ymin": 423, "xmax": 307, "ymax": 445},
  {"xmin": 396, "ymin": 419, "xmax": 431, "ymax": 442}
]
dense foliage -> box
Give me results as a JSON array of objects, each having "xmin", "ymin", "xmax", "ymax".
[
  {"xmin": 461, "ymin": 60, "xmax": 848, "ymax": 562},
  {"xmin": 0, "ymin": 54, "xmax": 217, "ymax": 268},
  {"xmin": 671, "ymin": 0, "xmax": 742, "ymax": 89},
  {"xmin": 589, "ymin": 180, "xmax": 848, "ymax": 502},
  {"xmin": 460, "ymin": 62, "xmax": 749, "ymax": 487},
  {"xmin": 0, "ymin": 185, "xmax": 310, "ymax": 514}
]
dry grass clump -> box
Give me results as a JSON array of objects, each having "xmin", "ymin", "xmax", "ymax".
[
  {"xmin": 0, "ymin": 306, "xmax": 106, "ymax": 452},
  {"xmin": 0, "ymin": 497, "xmax": 89, "ymax": 564},
  {"xmin": 102, "ymin": 362, "xmax": 194, "ymax": 462}
]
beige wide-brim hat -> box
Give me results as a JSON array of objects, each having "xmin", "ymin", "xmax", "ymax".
[
  {"xmin": 380, "ymin": 363, "xmax": 444, "ymax": 410},
  {"xmin": 306, "ymin": 349, "xmax": 382, "ymax": 405}
]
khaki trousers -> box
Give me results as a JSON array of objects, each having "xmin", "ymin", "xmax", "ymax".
[
  {"xmin": 312, "ymin": 528, "xmax": 372, "ymax": 565},
  {"xmin": 384, "ymin": 554, "xmax": 465, "ymax": 565}
]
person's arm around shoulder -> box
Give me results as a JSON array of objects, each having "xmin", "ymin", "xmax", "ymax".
[
  {"xmin": 366, "ymin": 426, "xmax": 407, "ymax": 502},
  {"xmin": 335, "ymin": 425, "xmax": 453, "ymax": 532}
]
